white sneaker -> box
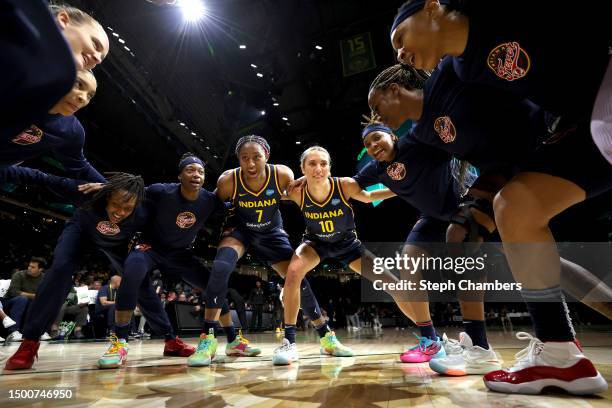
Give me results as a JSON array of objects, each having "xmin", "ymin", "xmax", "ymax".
[
  {"xmin": 441, "ymin": 333, "xmax": 463, "ymax": 356},
  {"xmin": 40, "ymin": 332, "xmax": 52, "ymax": 341},
  {"xmin": 2, "ymin": 316, "xmax": 16, "ymax": 328},
  {"xmin": 484, "ymin": 332, "xmax": 608, "ymax": 395},
  {"xmin": 272, "ymin": 338, "xmax": 299, "ymax": 366},
  {"xmin": 430, "ymin": 332, "xmax": 502, "ymax": 376},
  {"xmin": 6, "ymin": 331, "xmax": 23, "ymax": 342},
  {"xmin": 0, "ymin": 336, "xmax": 4, "ymax": 342}
]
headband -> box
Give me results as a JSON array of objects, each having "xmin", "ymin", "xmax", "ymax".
[{"xmin": 362, "ymin": 124, "xmax": 393, "ymax": 139}]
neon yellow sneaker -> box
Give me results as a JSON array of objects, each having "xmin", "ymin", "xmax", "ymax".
[
  {"xmin": 225, "ymin": 331, "xmax": 261, "ymax": 356},
  {"xmin": 320, "ymin": 331, "xmax": 353, "ymax": 357},
  {"xmin": 187, "ymin": 331, "xmax": 218, "ymax": 367},
  {"xmin": 98, "ymin": 335, "xmax": 129, "ymax": 369}
]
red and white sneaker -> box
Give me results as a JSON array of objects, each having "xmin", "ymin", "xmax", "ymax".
[{"xmin": 484, "ymin": 332, "xmax": 608, "ymax": 395}]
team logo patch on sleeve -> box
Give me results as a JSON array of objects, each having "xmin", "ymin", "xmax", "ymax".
[
  {"xmin": 434, "ymin": 116, "xmax": 457, "ymax": 143},
  {"xmin": 11, "ymin": 125, "xmax": 43, "ymax": 145},
  {"xmin": 487, "ymin": 41, "xmax": 530, "ymax": 81},
  {"xmin": 176, "ymin": 211, "xmax": 196, "ymax": 228},
  {"xmin": 96, "ymin": 221, "xmax": 121, "ymax": 236},
  {"xmin": 386, "ymin": 162, "xmax": 406, "ymax": 181}
]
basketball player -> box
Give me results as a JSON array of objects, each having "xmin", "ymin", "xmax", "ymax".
[
  {"xmin": 390, "ymin": 1, "xmax": 611, "ymax": 393},
  {"xmin": 1, "ymin": 69, "xmax": 105, "ymax": 182},
  {"xmin": 273, "ymin": 146, "xmax": 418, "ymax": 365},
  {"xmin": 95, "ymin": 153, "xmax": 251, "ymax": 368},
  {"xmin": 4, "ymin": 173, "xmax": 154, "ymax": 370}
]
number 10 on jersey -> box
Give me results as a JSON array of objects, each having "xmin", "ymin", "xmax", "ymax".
[{"xmin": 319, "ymin": 220, "xmax": 334, "ymax": 233}]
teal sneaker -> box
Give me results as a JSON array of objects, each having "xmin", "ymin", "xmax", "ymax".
[{"xmin": 187, "ymin": 331, "xmax": 218, "ymax": 367}]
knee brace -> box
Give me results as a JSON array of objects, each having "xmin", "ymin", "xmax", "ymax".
[{"xmin": 204, "ymin": 247, "xmax": 238, "ymax": 308}]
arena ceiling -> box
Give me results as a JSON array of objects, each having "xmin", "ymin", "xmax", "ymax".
[{"xmin": 67, "ymin": 0, "xmax": 404, "ymax": 182}]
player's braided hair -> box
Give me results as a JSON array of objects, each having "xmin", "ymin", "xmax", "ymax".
[
  {"xmin": 86, "ymin": 172, "xmax": 145, "ymax": 214},
  {"xmin": 369, "ymin": 64, "xmax": 430, "ymax": 94},
  {"xmin": 235, "ymin": 135, "xmax": 270, "ymax": 159}
]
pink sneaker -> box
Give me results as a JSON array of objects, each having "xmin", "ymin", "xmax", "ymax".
[{"xmin": 400, "ymin": 334, "xmax": 446, "ymax": 363}]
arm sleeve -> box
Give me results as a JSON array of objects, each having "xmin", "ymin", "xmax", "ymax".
[
  {"xmin": 53, "ymin": 120, "xmax": 105, "ymax": 183},
  {"xmin": 0, "ymin": 165, "xmax": 86, "ymax": 205}
]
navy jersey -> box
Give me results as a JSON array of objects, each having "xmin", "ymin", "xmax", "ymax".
[
  {"xmin": 71, "ymin": 205, "xmax": 147, "ymax": 256},
  {"xmin": 354, "ymin": 136, "xmax": 458, "ymax": 221},
  {"xmin": 413, "ymin": 57, "xmax": 544, "ymax": 173},
  {"xmin": 142, "ymin": 183, "xmax": 226, "ymax": 251},
  {"xmin": 0, "ymin": 0, "xmax": 75, "ymax": 142},
  {"xmin": 452, "ymin": 1, "xmax": 609, "ymax": 120},
  {"xmin": 230, "ymin": 164, "xmax": 283, "ymax": 232},
  {"xmin": 0, "ymin": 114, "xmax": 105, "ymax": 182},
  {"xmin": 300, "ymin": 177, "xmax": 357, "ymax": 244}
]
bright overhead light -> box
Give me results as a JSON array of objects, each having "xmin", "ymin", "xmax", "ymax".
[
  {"xmin": 273, "ymin": 102, "xmax": 279, "ymax": 107},
  {"xmin": 239, "ymin": 44, "xmax": 247, "ymax": 49},
  {"xmin": 315, "ymin": 45, "xmax": 323, "ymax": 50},
  {"xmin": 118, "ymin": 38, "xmax": 125, "ymax": 44},
  {"xmin": 178, "ymin": 0, "xmax": 206, "ymax": 22},
  {"xmin": 112, "ymin": 32, "xmax": 120, "ymax": 37},
  {"xmin": 295, "ymin": 141, "xmax": 301, "ymax": 144},
  {"xmin": 256, "ymin": 73, "xmax": 263, "ymax": 78},
  {"xmin": 179, "ymin": 122, "xmax": 185, "ymax": 126},
  {"xmin": 107, "ymin": 26, "xmax": 114, "ymax": 32},
  {"xmin": 260, "ymin": 110, "xmax": 266, "ymax": 115},
  {"xmin": 282, "ymin": 117, "xmax": 288, "ymax": 121},
  {"xmin": 124, "ymin": 46, "xmax": 131, "ymax": 52},
  {"xmin": 250, "ymin": 64, "xmax": 257, "ymax": 68},
  {"xmin": 191, "ymin": 131, "xmax": 196, "ymax": 136}
]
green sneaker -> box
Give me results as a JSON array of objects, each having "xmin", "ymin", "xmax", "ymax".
[
  {"xmin": 225, "ymin": 331, "xmax": 261, "ymax": 356},
  {"xmin": 187, "ymin": 331, "xmax": 218, "ymax": 367},
  {"xmin": 320, "ymin": 331, "xmax": 353, "ymax": 357},
  {"xmin": 98, "ymin": 336, "xmax": 129, "ymax": 369}
]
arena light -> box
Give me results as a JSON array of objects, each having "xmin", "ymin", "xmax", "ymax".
[
  {"xmin": 260, "ymin": 110, "xmax": 266, "ymax": 116},
  {"xmin": 273, "ymin": 102, "xmax": 279, "ymax": 107},
  {"xmin": 256, "ymin": 73, "xmax": 263, "ymax": 78},
  {"xmin": 178, "ymin": 0, "xmax": 206, "ymax": 22},
  {"xmin": 239, "ymin": 44, "xmax": 247, "ymax": 49},
  {"xmin": 315, "ymin": 45, "xmax": 323, "ymax": 50},
  {"xmin": 250, "ymin": 64, "xmax": 258, "ymax": 68}
]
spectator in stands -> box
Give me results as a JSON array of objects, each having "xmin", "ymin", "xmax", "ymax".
[
  {"xmin": 177, "ymin": 293, "xmax": 187, "ymax": 302},
  {"xmin": 95, "ymin": 275, "xmax": 121, "ymax": 334},
  {"xmin": 90, "ymin": 280, "xmax": 102, "ymax": 290},
  {"xmin": 248, "ymin": 281, "xmax": 266, "ymax": 332},
  {"xmin": 2, "ymin": 257, "xmax": 46, "ymax": 341},
  {"xmin": 51, "ymin": 287, "xmax": 88, "ymax": 339}
]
